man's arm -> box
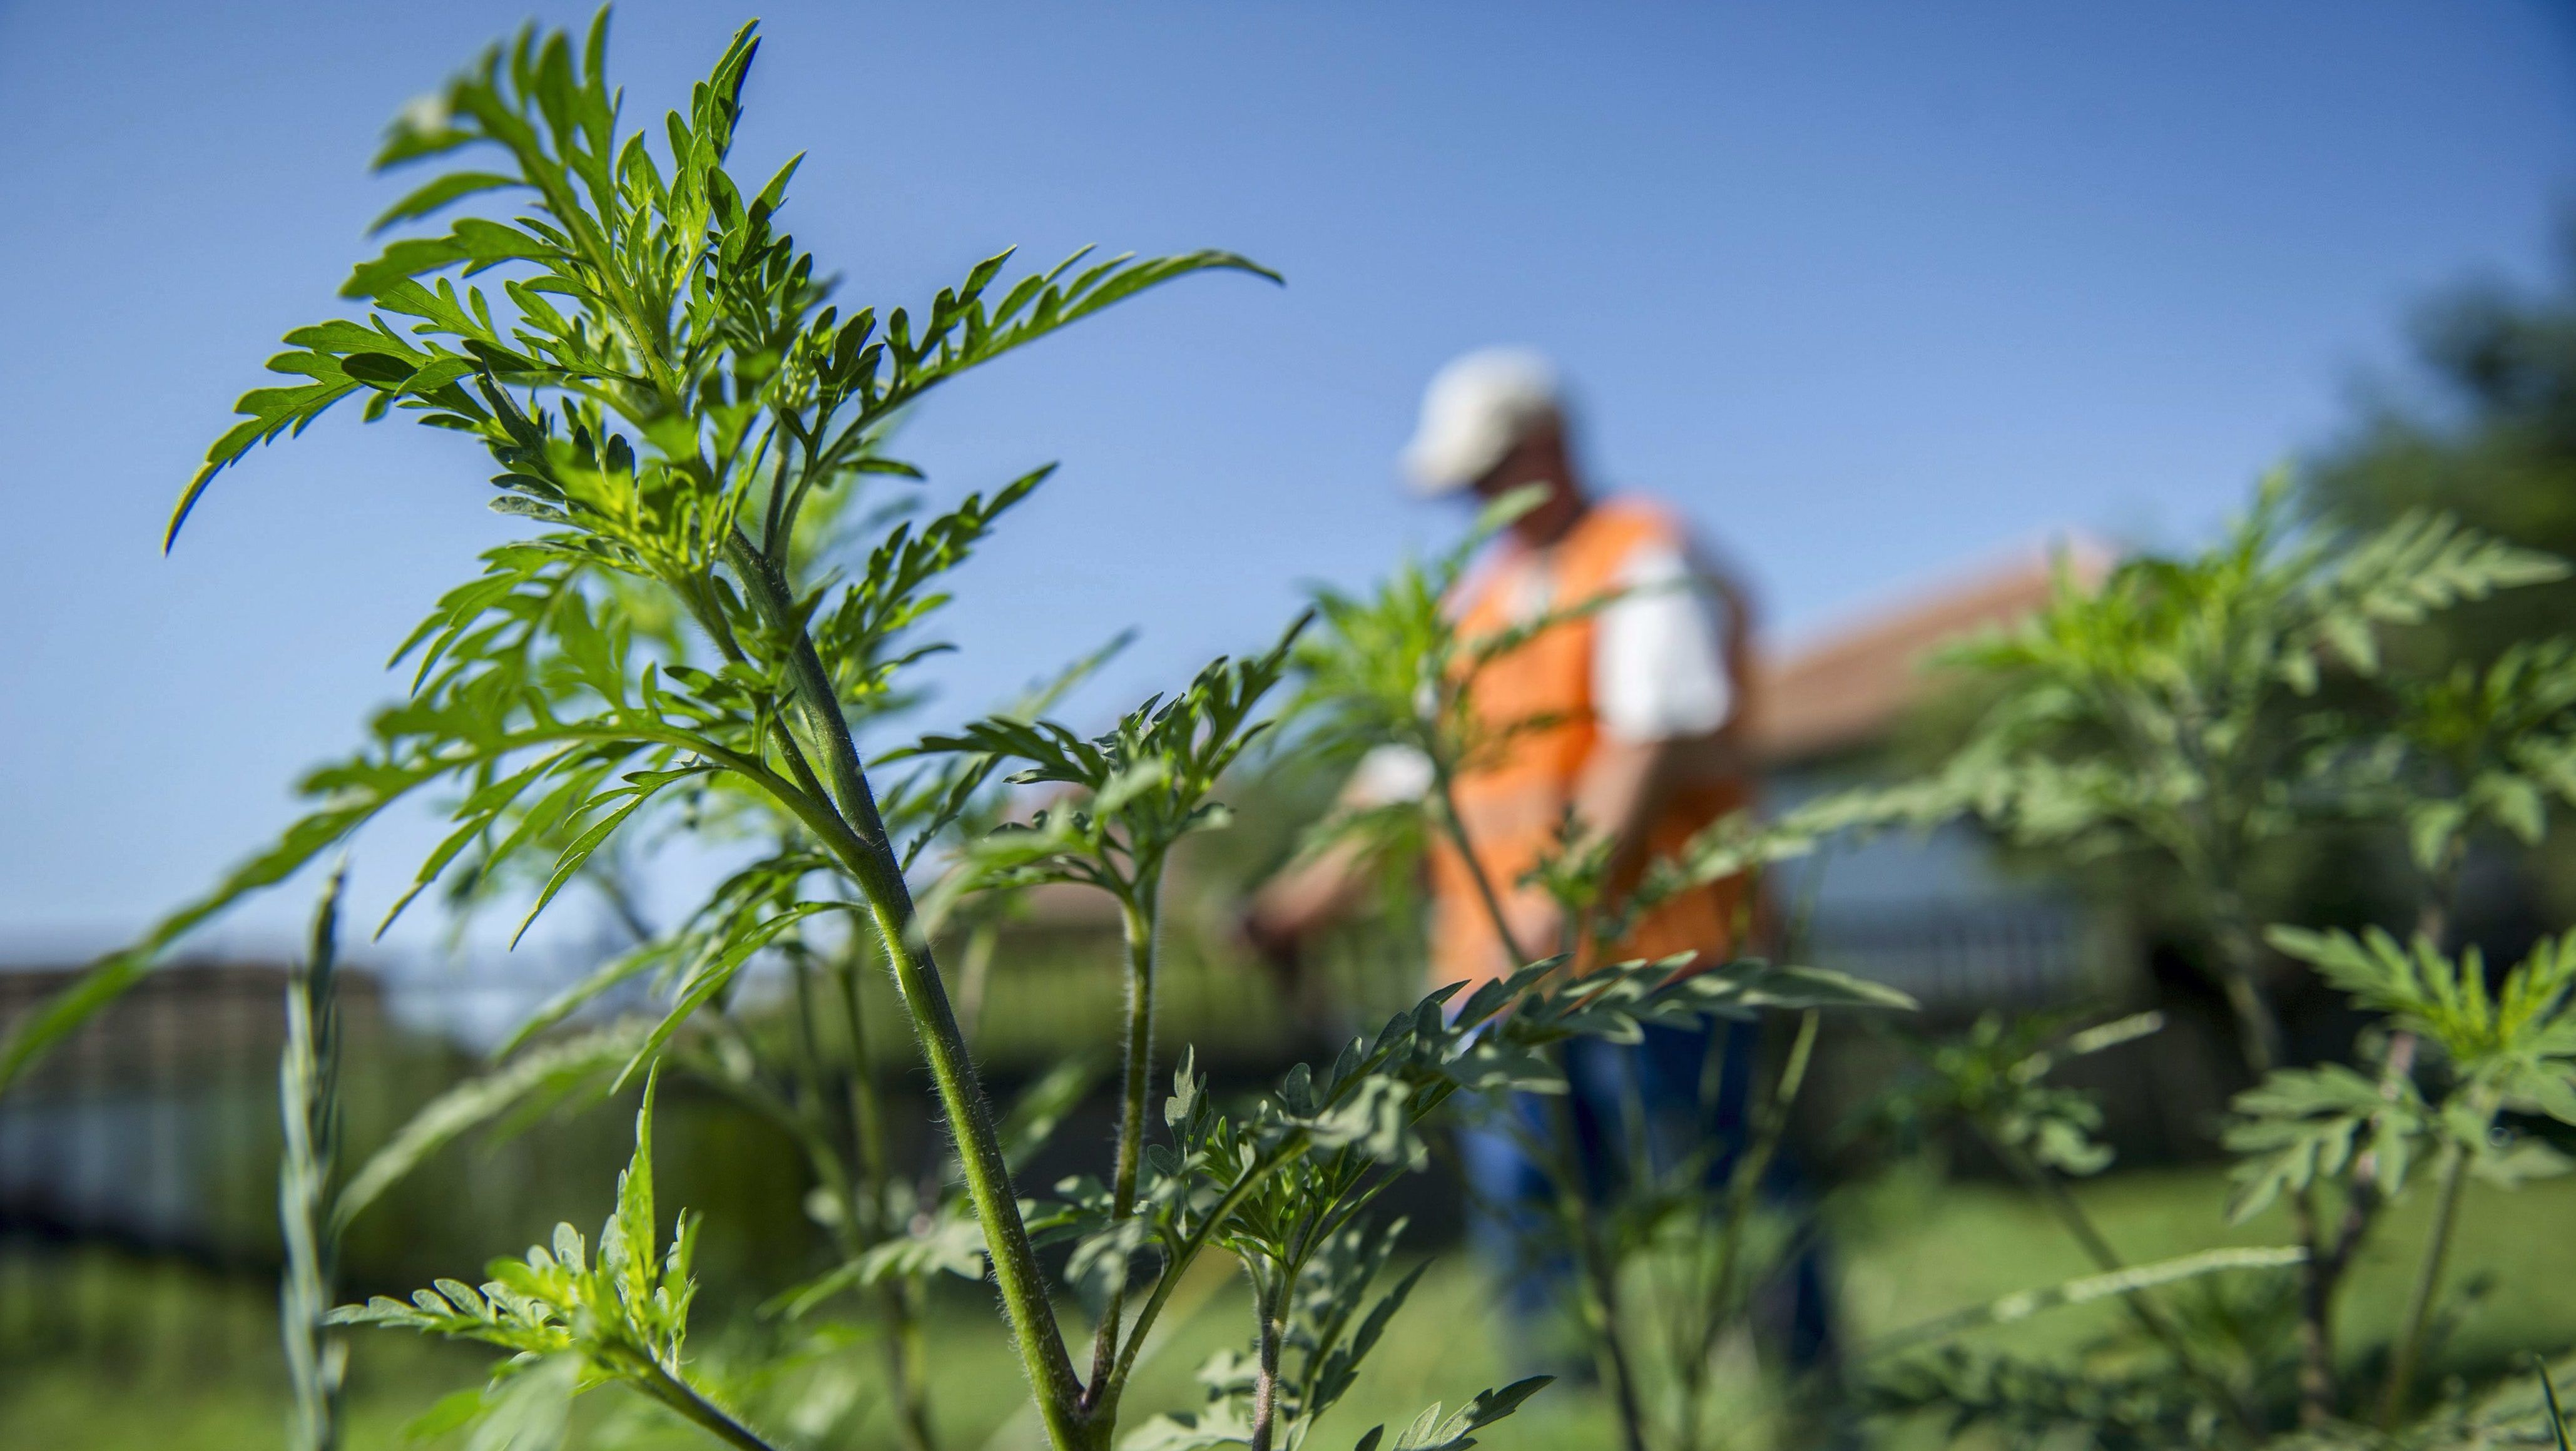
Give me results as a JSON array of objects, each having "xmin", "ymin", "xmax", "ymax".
[
  {"xmin": 1244, "ymin": 835, "xmax": 1375, "ymax": 965},
  {"xmin": 1243, "ymin": 745, "xmax": 1433, "ymax": 968}
]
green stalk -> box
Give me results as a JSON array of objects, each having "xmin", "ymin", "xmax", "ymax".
[
  {"xmin": 1701, "ymin": 1011, "xmax": 1820, "ymax": 1364},
  {"xmin": 1108, "ymin": 1135, "xmax": 1308, "ymax": 1397},
  {"xmin": 280, "ymin": 868, "xmax": 348, "ymax": 1451},
  {"xmin": 1246, "ymin": 1268, "xmax": 1287, "ymax": 1451},
  {"xmin": 1425, "ymin": 752, "xmax": 1644, "ymax": 1445},
  {"xmin": 1545, "ymin": 1089, "xmax": 1649, "ymax": 1451},
  {"xmin": 835, "ymin": 940, "xmax": 936, "ymax": 1451},
  {"xmin": 2381, "ymin": 1133, "xmax": 2474, "ymax": 1429},
  {"xmin": 1427, "ymin": 756, "xmax": 1532, "ymax": 967},
  {"xmin": 719, "ymin": 533, "xmax": 1085, "ymax": 1446},
  {"xmin": 639, "ymin": 1357, "xmax": 787, "ymax": 1451},
  {"xmin": 1086, "ymin": 882, "xmax": 1163, "ymax": 1403},
  {"xmin": 1981, "ymin": 1126, "xmax": 2259, "ymax": 1440}
]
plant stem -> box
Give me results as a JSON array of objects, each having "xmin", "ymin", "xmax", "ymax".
[
  {"xmin": 720, "ymin": 532, "xmax": 1085, "ymax": 1447},
  {"xmin": 1248, "ymin": 1269, "xmax": 1286, "ymax": 1451},
  {"xmin": 1086, "ymin": 883, "xmax": 1163, "ymax": 1405},
  {"xmin": 280, "ymin": 868, "xmax": 347, "ymax": 1451},
  {"xmin": 2381, "ymin": 1133, "xmax": 2473, "ymax": 1429},
  {"xmin": 1109, "ymin": 1135, "xmax": 1307, "ymax": 1398},
  {"xmin": 1702, "ymin": 1011, "xmax": 1820, "ymax": 1366},
  {"xmin": 2205, "ymin": 877, "xmax": 2345, "ymax": 1434},
  {"xmin": 642, "ymin": 1358, "xmax": 787, "ymax": 1451},
  {"xmin": 2291, "ymin": 1191, "xmax": 2341, "ymax": 1428},
  {"xmin": 1426, "ymin": 752, "xmax": 1641, "ymax": 1440},
  {"xmin": 1982, "ymin": 1128, "xmax": 2259, "ymax": 1440},
  {"xmin": 2207, "ymin": 910, "xmax": 2284, "ymax": 1079},
  {"xmin": 1428, "ymin": 758, "xmax": 1531, "ymax": 967},
  {"xmin": 836, "ymin": 940, "xmax": 936, "ymax": 1451}
]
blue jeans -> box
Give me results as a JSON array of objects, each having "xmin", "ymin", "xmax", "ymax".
[{"xmin": 1457, "ymin": 1017, "xmax": 1840, "ymax": 1376}]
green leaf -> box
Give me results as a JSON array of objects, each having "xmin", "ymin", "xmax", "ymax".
[
  {"xmin": 1866, "ymin": 1245, "xmax": 2307, "ymax": 1355},
  {"xmin": 334, "ymin": 1023, "xmax": 646, "ymax": 1229},
  {"xmin": 614, "ymin": 902, "xmax": 840, "ymax": 1086},
  {"xmin": 371, "ymin": 170, "xmax": 524, "ymax": 232},
  {"xmin": 511, "ymin": 765, "xmax": 712, "ymax": 947},
  {"xmin": 1, "ymin": 798, "xmax": 383, "ymax": 1093}
]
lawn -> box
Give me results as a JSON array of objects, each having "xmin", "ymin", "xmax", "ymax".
[{"xmin": 6, "ymin": 1166, "xmax": 2571, "ymax": 1450}]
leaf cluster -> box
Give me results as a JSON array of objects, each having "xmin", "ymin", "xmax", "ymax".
[
  {"xmin": 1871, "ymin": 1011, "xmax": 2165, "ymax": 1178},
  {"xmin": 1126, "ymin": 1218, "xmax": 1545, "ymax": 1451},
  {"xmin": 2226, "ymin": 929, "xmax": 2576, "ymax": 1221},
  {"xmin": 333, "ymin": 1077, "xmax": 768, "ymax": 1448},
  {"xmin": 916, "ymin": 620, "xmax": 1305, "ymax": 914},
  {"xmin": 1931, "ymin": 476, "xmax": 2566, "ymax": 877}
]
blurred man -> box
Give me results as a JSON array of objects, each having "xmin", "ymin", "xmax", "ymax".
[{"xmin": 1248, "ymin": 347, "xmax": 1837, "ymax": 1377}]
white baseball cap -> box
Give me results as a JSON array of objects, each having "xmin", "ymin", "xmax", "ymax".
[{"xmin": 1400, "ymin": 347, "xmax": 1564, "ymax": 496}]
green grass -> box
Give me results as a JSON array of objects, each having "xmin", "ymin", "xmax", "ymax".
[{"xmin": 8, "ymin": 1166, "xmax": 2573, "ymax": 1449}]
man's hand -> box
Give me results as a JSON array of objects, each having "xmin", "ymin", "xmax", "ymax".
[
  {"xmin": 1239, "ymin": 898, "xmax": 1306, "ymax": 979},
  {"xmin": 1502, "ymin": 894, "xmax": 1566, "ymax": 965},
  {"xmin": 1241, "ymin": 836, "xmax": 1375, "ymax": 984}
]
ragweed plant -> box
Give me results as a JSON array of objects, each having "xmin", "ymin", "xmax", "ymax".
[
  {"xmin": 2329, "ymin": 636, "xmax": 2576, "ymax": 943},
  {"xmin": 1863, "ymin": 1011, "xmax": 2296, "ymax": 1443},
  {"xmin": 1283, "ymin": 524, "xmax": 1913, "ymax": 1451},
  {"xmin": 1931, "ymin": 472, "xmax": 2565, "ymax": 1077},
  {"xmin": 1105, "ymin": 952, "xmax": 1903, "ymax": 1451},
  {"xmin": 2239, "ymin": 927, "xmax": 2576, "ymax": 1425},
  {"xmin": 0, "ymin": 14, "xmax": 1702, "ymax": 1450},
  {"xmin": 335, "ymin": 1072, "xmax": 773, "ymax": 1450},
  {"xmin": 1913, "ymin": 471, "xmax": 2569, "ymax": 1427},
  {"xmin": 911, "ymin": 626, "xmax": 1305, "ymax": 1397}
]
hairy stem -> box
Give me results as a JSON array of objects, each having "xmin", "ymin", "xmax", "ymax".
[
  {"xmin": 641, "ymin": 1358, "xmax": 787, "ymax": 1451},
  {"xmin": 2381, "ymin": 1133, "xmax": 2473, "ymax": 1429},
  {"xmin": 720, "ymin": 532, "xmax": 1083, "ymax": 1446},
  {"xmin": 1086, "ymin": 883, "xmax": 1163, "ymax": 1406},
  {"xmin": 836, "ymin": 940, "xmax": 936, "ymax": 1451},
  {"xmin": 1248, "ymin": 1270, "xmax": 1286, "ymax": 1451}
]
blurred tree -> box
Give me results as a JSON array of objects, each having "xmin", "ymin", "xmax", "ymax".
[
  {"xmin": 2309, "ymin": 233, "xmax": 2576, "ymax": 656},
  {"xmin": 2307, "ymin": 231, "xmax": 2576, "ymax": 933}
]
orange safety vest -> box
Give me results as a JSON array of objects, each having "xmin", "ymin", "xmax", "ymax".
[{"xmin": 1427, "ymin": 496, "xmax": 1759, "ymax": 989}]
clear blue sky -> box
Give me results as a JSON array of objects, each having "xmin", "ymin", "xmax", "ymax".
[{"xmin": 3, "ymin": 1, "xmax": 2572, "ymax": 964}]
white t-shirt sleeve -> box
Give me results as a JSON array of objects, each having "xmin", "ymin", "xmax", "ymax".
[{"xmin": 1594, "ymin": 543, "xmax": 1734, "ymax": 743}]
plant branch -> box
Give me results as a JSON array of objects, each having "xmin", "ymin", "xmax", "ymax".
[
  {"xmin": 640, "ymin": 1357, "xmax": 787, "ymax": 1451},
  {"xmin": 2381, "ymin": 1132, "xmax": 2474, "ymax": 1429},
  {"xmin": 1428, "ymin": 754, "xmax": 1531, "ymax": 968},
  {"xmin": 1247, "ymin": 1268, "xmax": 1286, "ymax": 1451},
  {"xmin": 1981, "ymin": 1126, "xmax": 2260, "ymax": 1439},
  {"xmin": 1086, "ymin": 883, "xmax": 1163, "ymax": 1405},
  {"xmin": 1701, "ymin": 1010, "xmax": 1820, "ymax": 1368},
  {"xmin": 717, "ymin": 529, "xmax": 1081, "ymax": 1443},
  {"xmin": 1109, "ymin": 1134, "xmax": 1308, "ymax": 1399}
]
